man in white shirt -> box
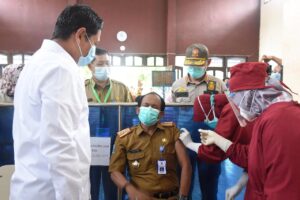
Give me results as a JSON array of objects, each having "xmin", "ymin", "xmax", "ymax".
[{"xmin": 10, "ymin": 5, "xmax": 103, "ymax": 200}]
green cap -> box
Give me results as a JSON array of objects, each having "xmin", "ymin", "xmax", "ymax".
[{"xmin": 184, "ymin": 43, "xmax": 209, "ymax": 66}]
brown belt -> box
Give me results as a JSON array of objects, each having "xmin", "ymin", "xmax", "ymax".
[{"xmin": 152, "ymin": 190, "xmax": 178, "ymax": 199}]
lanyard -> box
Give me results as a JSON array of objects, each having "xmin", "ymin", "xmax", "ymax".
[
  {"xmin": 91, "ymin": 80, "xmax": 112, "ymax": 103},
  {"xmin": 197, "ymin": 95, "xmax": 215, "ymax": 121}
]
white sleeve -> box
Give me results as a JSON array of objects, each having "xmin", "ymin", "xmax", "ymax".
[{"xmin": 38, "ymin": 66, "xmax": 86, "ymax": 199}]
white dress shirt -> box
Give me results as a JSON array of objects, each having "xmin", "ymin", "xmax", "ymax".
[{"xmin": 10, "ymin": 39, "xmax": 91, "ymax": 200}]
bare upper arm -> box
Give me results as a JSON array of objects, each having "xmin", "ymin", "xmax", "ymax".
[{"xmin": 175, "ymin": 139, "xmax": 190, "ymax": 168}]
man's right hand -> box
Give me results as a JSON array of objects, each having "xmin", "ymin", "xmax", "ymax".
[{"xmin": 125, "ymin": 184, "xmax": 152, "ymax": 200}]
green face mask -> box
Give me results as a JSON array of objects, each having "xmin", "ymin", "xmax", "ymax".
[
  {"xmin": 138, "ymin": 106, "xmax": 160, "ymax": 126},
  {"xmin": 188, "ymin": 66, "xmax": 206, "ymax": 79}
]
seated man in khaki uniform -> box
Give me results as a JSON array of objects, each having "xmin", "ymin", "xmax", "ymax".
[
  {"xmin": 85, "ymin": 48, "xmax": 133, "ymax": 103},
  {"xmin": 109, "ymin": 92, "xmax": 191, "ymax": 200}
]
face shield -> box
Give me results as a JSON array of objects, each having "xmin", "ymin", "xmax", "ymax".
[
  {"xmin": 225, "ymin": 91, "xmax": 248, "ymax": 127},
  {"xmin": 226, "ymin": 89, "xmax": 264, "ymax": 127}
]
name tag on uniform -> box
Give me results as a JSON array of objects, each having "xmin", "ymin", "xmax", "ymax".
[
  {"xmin": 175, "ymin": 92, "xmax": 189, "ymax": 98},
  {"xmin": 175, "ymin": 97, "xmax": 191, "ymax": 103},
  {"xmin": 157, "ymin": 159, "xmax": 167, "ymax": 175}
]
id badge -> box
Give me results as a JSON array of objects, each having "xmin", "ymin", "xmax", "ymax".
[{"xmin": 157, "ymin": 159, "xmax": 167, "ymax": 175}]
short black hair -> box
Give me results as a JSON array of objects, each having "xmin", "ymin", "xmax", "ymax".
[
  {"xmin": 52, "ymin": 4, "xmax": 103, "ymax": 40},
  {"xmin": 95, "ymin": 48, "xmax": 108, "ymax": 56},
  {"xmin": 90, "ymin": 48, "xmax": 109, "ymax": 64},
  {"xmin": 136, "ymin": 92, "xmax": 166, "ymax": 111}
]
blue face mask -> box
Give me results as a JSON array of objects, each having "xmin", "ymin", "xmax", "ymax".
[
  {"xmin": 188, "ymin": 66, "xmax": 206, "ymax": 79},
  {"xmin": 76, "ymin": 34, "xmax": 96, "ymax": 66},
  {"xmin": 94, "ymin": 67, "xmax": 108, "ymax": 81},
  {"xmin": 138, "ymin": 106, "xmax": 160, "ymax": 126},
  {"xmin": 204, "ymin": 117, "xmax": 218, "ymax": 129},
  {"xmin": 197, "ymin": 95, "xmax": 219, "ymax": 130}
]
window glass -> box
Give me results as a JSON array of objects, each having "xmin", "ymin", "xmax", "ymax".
[
  {"xmin": 227, "ymin": 71, "xmax": 231, "ymax": 77},
  {"xmin": 210, "ymin": 57, "xmax": 223, "ymax": 67},
  {"xmin": 134, "ymin": 56, "xmax": 143, "ymax": 66},
  {"xmin": 175, "ymin": 56, "xmax": 185, "ymax": 67},
  {"xmin": 24, "ymin": 54, "xmax": 32, "ymax": 64},
  {"xmin": 175, "ymin": 56, "xmax": 187, "ymax": 75},
  {"xmin": 206, "ymin": 70, "xmax": 214, "ymax": 76},
  {"xmin": 147, "ymin": 57, "xmax": 154, "ymax": 66},
  {"xmin": 13, "ymin": 54, "xmax": 23, "ymax": 64},
  {"xmin": 109, "ymin": 66, "xmax": 166, "ymax": 96},
  {"xmin": 108, "ymin": 55, "xmax": 112, "ymax": 65},
  {"xmin": 227, "ymin": 57, "xmax": 246, "ymax": 67},
  {"xmin": 215, "ymin": 70, "xmax": 224, "ymax": 80},
  {"xmin": 125, "ymin": 56, "xmax": 133, "ymax": 66},
  {"xmin": 112, "ymin": 56, "xmax": 121, "ymax": 66},
  {"xmin": 156, "ymin": 57, "xmax": 164, "ymax": 66},
  {"xmin": 0, "ymin": 54, "xmax": 8, "ymax": 64}
]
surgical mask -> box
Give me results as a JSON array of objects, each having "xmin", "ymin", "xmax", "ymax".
[
  {"xmin": 76, "ymin": 33, "xmax": 96, "ymax": 66},
  {"xmin": 138, "ymin": 106, "xmax": 160, "ymax": 126},
  {"xmin": 188, "ymin": 66, "xmax": 206, "ymax": 79},
  {"xmin": 94, "ymin": 67, "xmax": 108, "ymax": 81},
  {"xmin": 197, "ymin": 95, "xmax": 219, "ymax": 130},
  {"xmin": 204, "ymin": 117, "xmax": 218, "ymax": 129}
]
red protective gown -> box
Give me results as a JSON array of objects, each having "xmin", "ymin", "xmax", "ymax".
[{"xmin": 226, "ymin": 101, "xmax": 300, "ymax": 199}]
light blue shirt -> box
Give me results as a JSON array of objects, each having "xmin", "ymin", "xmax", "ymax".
[{"xmin": 271, "ymin": 72, "xmax": 281, "ymax": 81}]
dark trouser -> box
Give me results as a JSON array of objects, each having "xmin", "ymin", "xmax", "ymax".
[
  {"xmin": 177, "ymin": 110, "xmax": 221, "ymax": 199},
  {"xmin": 90, "ymin": 166, "xmax": 117, "ymax": 200},
  {"xmin": 197, "ymin": 159, "xmax": 221, "ymax": 200},
  {"xmin": 187, "ymin": 150, "xmax": 221, "ymax": 200}
]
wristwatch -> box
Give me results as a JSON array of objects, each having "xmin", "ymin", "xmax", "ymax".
[{"xmin": 179, "ymin": 195, "xmax": 188, "ymax": 200}]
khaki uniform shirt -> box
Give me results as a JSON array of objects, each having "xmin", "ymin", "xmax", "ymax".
[
  {"xmin": 171, "ymin": 74, "xmax": 226, "ymax": 103},
  {"xmin": 109, "ymin": 122, "xmax": 180, "ymax": 194},
  {"xmin": 0, "ymin": 92, "xmax": 13, "ymax": 103},
  {"xmin": 85, "ymin": 78, "xmax": 133, "ymax": 103}
]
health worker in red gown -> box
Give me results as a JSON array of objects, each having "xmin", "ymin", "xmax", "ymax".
[{"xmin": 200, "ymin": 62, "xmax": 300, "ymax": 200}]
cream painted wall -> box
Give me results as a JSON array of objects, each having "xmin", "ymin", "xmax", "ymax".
[
  {"xmin": 259, "ymin": 0, "xmax": 283, "ymax": 58},
  {"xmin": 260, "ymin": 0, "xmax": 300, "ymax": 101},
  {"xmin": 282, "ymin": 0, "xmax": 300, "ymax": 101}
]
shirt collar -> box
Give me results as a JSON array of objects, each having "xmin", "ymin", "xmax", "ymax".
[
  {"xmin": 90, "ymin": 78, "xmax": 111, "ymax": 89},
  {"xmin": 185, "ymin": 74, "xmax": 208, "ymax": 85},
  {"xmin": 41, "ymin": 39, "xmax": 76, "ymax": 66},
  {"xmin": 136, "ymin": 122, "xmax": 165, "ymax": 136}
]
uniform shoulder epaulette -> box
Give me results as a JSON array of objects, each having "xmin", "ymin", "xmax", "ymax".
[
  {"xmin": 117, "ymin": 128, "xmax": 132, "ymax": 138},
  {"xmin": 161, "ymin": 122, "xmax": 175, "ymax": 127},
  {"xmin": 84, "ymin": 79, "xmax": 90, "ymax": 87}
]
